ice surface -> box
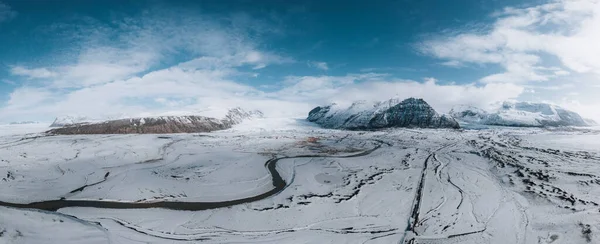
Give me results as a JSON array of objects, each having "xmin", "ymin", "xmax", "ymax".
[{"xmin": 0, "ymin": 119, "xmax": 599, "ymax": 243}]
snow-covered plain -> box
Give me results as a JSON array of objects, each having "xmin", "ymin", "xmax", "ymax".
[
  {"xmin": 0, "ymin": 123, "xmax": 51, "ymax": 136},
  {"xmin": 0, "ymin": 120, "xmax": 599, "ymax": 243}
]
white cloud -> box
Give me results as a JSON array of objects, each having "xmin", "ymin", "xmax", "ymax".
[
  {"xmin": 2, "ymin": 79, "xmax": 16, "ymax": 85},
  {"xmin": 1, "ymin": 66, "xmax": 259, "ymax": 119},
  {"xmin": 4, "ymin": 87, "xmax": 53, "ymax": 110},
  {"xmin": 558, "ymin": 99, "xmax": 600, "ymax": 122},
  {"xmin": 1, "ymin": 8, "xmax": 303, "ymax": 122},
  {"xmin": 420, "ymin": 0, "xmax": 600, "ymax": 83},
  {"xmin": 417, "ymin": 0, "xmax": 600, "ymax": 120},
  {"xmin": 0, "ymin": 2, "xmax": 573, "ymax": 122},
  {"xmin": 273, "ymin": 74, "xmax": 523, "ymax": 113},
  {"xmin": 1, "ymin": 68, "xmax": 524, "ymax": 122},
  {"xmin": 10, "ymin": 66, "xmax": 58, "ymax": 79},
  {"xmin": 308, "ymin": 61, "xmax": 329, "ymax": 71},
  {"xmin": 275, "ymin": 73, "xmax": 387, "ymax": 101},
  {"xmin": 0, "ymin": 1, "xmax": 16, "ymax": 23},
  {"xmin": 326, "ymin": 77, "xmax": 524, "ymax": 113},
  {"xmin": 440, "ymin": 60, "xmax": 464, "ymax": 67},
  {"xmin": 9, "ymin": 8, "xmax": 292, "ymax": 88}
]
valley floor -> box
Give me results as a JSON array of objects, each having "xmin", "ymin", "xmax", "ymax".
[{"xmin": 0, "ymin": 119, "xmax": 599, "ymax": 244}]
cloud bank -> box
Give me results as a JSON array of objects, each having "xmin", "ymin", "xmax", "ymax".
[
  {"xmin": 419, "ymin": 0, "xmax": 600, "ymax": 120},
  {"xmin": 8, "ymin": 1, "xmax": 600, "ymax": 122},
  {"xmin": 420, "ymin": 0, "xmax": 600, "ymax": 83}
]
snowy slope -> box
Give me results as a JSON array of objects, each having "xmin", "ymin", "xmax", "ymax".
[
  {"xmin": 49, "ymin": 116, "xmax": 95, "ymax": 127},
  {"xmin": 308, "ymin": 98, "xmax": 460, "ymax": 129},
  {"xmin": 450, "ymin": 101, "xmax": 591, "ymax": 127},
  {"xmin": 584, "ymin": 118, "xmax": 598, "ymax": 126}
]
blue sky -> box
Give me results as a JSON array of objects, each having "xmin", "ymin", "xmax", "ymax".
[{"xmin": 1, "ymin": 0, "xmax": 599, "ymax": 122}]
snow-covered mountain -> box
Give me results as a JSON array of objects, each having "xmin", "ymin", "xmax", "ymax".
[
  {"xmin": 223, "ymin": 107, "xmax": 264, "ymax": 125},
  {"xmin": 450, "ymin": 102, "xmax": 593, "ymax": 127},
  {"xmin": 48, "ymin": 108, "xmax": 263, "ymax": 134},
  {"xmin": 308, "ymin": 98, "xmax": 460, "ymax": 129},
  {"xmin": 49, "ymin": 116, "xmax": 94, "ymax": 127}
]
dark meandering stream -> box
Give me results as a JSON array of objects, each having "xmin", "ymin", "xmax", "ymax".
[{"xmin": 0, "ymin": 144, "xmax": 381, "ymax": 212}]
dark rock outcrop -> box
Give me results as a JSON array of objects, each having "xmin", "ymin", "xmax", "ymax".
[{"xmin": 308, "ymin": 98, "xmax": 460, "ymax": 130}]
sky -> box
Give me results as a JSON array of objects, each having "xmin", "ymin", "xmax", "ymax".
[{"xmin": 1, "ymin": 0, "xmax": 600, "ymax": 123}]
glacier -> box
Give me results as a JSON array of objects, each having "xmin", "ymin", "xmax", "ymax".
[{"xmin": 0, "ymin": 118, "xmax": 599, "ymax": 243}]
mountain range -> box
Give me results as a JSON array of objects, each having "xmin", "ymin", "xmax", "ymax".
[
  {"xmin": 48, "ymin": 108, "xmax": 263, "ymax": 135},
  {"xmin": 307, "ymin": 98, "xmax": 460, "ymax": 129},
  {"xmin": 449, "ymin": 102, "xmax": 594, "ymax": 127},
  {"xmin": 45, "ymin": 100, "xmax": 595, "ymax": 134}
]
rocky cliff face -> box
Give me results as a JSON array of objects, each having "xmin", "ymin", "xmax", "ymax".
[
  {"xmin": 48, "ymin": 108, "xmax": 263, "ymax": 135},
  {"xmin": 308, "ymin": 98, "xmax": 460, "ymax": 130},
  {"xmin": 449, "ymin": 102, "xmax": 591, "ymax": 127}
]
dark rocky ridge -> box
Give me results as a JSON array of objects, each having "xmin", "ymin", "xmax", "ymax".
[
  {"xmin": 308, "ymin": 98, "xmax": 460, "ymax": 130},
  {"xmin": 48, "ymin": 108, "xmax": 263, "ymax": 135}
]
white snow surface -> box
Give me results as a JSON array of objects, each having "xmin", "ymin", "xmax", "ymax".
[
  {"xmin": 0, "ymin": 123, "xmax": 51, "ymax": 136},
  {"xmin": 0, "ymin": 118, "xmax": 599, "ymax": 243}
]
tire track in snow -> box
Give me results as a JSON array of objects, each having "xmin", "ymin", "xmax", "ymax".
[{"xmin": 401, "ymin": 142, "xmax": 491, "ymax": 244}]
